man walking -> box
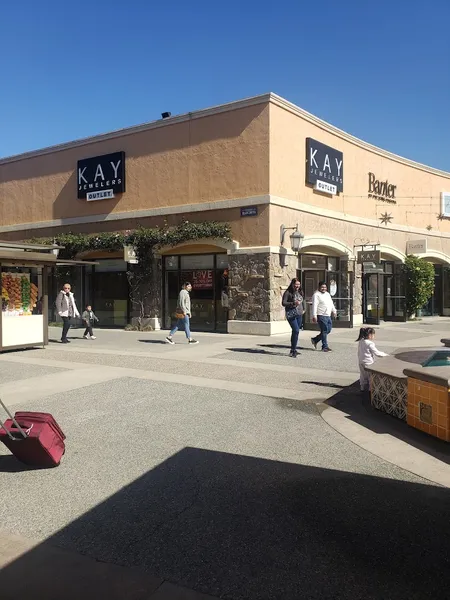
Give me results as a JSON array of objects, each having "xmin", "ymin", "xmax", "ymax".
[
  {"xmin": 166, "ymin": 282, "xmax": 199, "ymax": 345},
  {"xmin": 311, "ymin": 281, "xmax": 337, "ymax": 352}
]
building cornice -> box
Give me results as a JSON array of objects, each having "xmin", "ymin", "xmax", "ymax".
[{"xmin": 268, "ymin": 93, "xmax": 450, "ymax": 180}]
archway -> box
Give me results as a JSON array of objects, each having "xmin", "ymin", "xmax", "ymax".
[{"xmin": 299, "ymin": 236, "xmax": 355, "ymax": 330}]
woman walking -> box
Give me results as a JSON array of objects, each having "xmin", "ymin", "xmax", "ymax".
[
  {"xmin": 56, "ymin": 283, "xmax": 80, "ymax": 344},
  {"xmin": 282, "ymin": 278, "xmax": 305, "ymax": 358}
]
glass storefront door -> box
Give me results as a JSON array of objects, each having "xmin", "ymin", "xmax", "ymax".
[
  {"xmin": 163, "ymin": 253, "xmax": 228, "ymax": 332},
  {"xmin": 384, "ymin": 273, "xmax": 406, "ymax": 321},
  {"xmin": 363, "ymin": 273, "xmax": 381, "ymax": 325},
  {"xmin": 299, "ymin": 255, "xmax": 354, "ymax": 329}
]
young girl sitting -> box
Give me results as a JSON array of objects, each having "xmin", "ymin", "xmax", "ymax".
[{"xmin": 356, "ymin": 327, "xmax": 388, "ymax": 392}]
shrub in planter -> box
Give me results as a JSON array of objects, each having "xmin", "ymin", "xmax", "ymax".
[{"xmin": 404, "ymin": 255, "xmax": 435, "ymax": 318}]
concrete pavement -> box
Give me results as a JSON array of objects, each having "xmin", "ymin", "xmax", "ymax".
[{"xmin": 0, "ymin": 319, "xmax": 449, "ymax": 599}]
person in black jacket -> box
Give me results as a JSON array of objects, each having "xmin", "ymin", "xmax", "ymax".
[{"xmin": 282, "ymin": 278, "xmax": 305, "ymax": 358}]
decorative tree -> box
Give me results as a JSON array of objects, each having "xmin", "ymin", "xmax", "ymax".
[
  {"xmin": 31, "ymin": 220, "xmax": 231, "ymax": 330},
  {"xmin": 403, "ymin": 255, "xmax": 435, "ymax": 318}
]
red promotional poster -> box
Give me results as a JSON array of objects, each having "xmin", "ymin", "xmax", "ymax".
[{"xmin": 192, "ymin": 270, "xmax": 213, "ymax": 289}]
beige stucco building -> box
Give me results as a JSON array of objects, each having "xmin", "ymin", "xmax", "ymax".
[{"xmin": 1, "ymin": 93, "xmax": 450, "ymax": 334}]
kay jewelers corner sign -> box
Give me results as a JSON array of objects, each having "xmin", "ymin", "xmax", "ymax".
[
  {"xmin": 77, "ymin": 151, "xmax": 126, "ymax": 200},
  {"xmin": 306, "ymin": 138, "xmax": 344, "ymax": 194}
]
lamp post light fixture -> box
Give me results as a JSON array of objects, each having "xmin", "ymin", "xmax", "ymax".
[{"xmin": 280, "ymin": 224, "xmax": 304, "ymax": 253}]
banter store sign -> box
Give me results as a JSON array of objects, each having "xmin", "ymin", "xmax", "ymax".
[
  {"xmin": 77, "ymin": 152, "xmax": 126, "ymax": 200},
  {"xmin": 306, "ymin": 138, "xmax": 344, "ymax": 195},
  {"xmin": 368, "ymin": 172, "xmax": 397, "ymax": 204}
]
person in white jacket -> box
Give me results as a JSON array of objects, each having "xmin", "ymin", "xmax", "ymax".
[
  {"xmin": 56, "ymin": 283, "xmax": 80, "ymax": 344},
  {"xmin": 311, "ymin": 281, "xmax": 337, "ymax": 352},
  {"xmin": 356, "ymin": 327, "xmax": 388, "ymax": 392}
]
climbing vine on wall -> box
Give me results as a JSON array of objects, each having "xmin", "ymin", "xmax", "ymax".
[
  {"xmin": 31, "ymin": 220, "xmax": 231, "ymax": 260},
  {"xmin": 31, "ymin": 220, "xmax": 231, "ymax": 329}
]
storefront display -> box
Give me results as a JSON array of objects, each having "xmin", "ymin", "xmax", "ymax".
[{"xmin": 2, "ymin": 272, "xmax": 39, "ymax": 316}]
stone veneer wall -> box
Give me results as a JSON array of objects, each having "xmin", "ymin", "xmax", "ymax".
[{"xmin": 228, "ymin": 252, "xmax": 297, "ymax": 323}]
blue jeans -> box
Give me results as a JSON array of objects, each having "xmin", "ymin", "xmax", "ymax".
[
  {"xmin": 287, "ymin": 314, "xmax": 302, "ymax": 352},
  {"xmin": 170, "ymin": 315, "xmax": 191, "ymax": 339},
  {"xmin": 313, "ymin": 315, "xmax": 332, "ymax": 350}
]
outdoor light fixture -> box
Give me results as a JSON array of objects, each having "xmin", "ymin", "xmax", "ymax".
[
  {"xmin": 51, "ymin": 239, "xmax": 60, "ymax": 258},
  {"xmin": 161, "ymin": 112, "xmax": 172, "ymax": 119},
  {"xmin": 280, "ymin": 224, "xmax": 304, "ymax": 253}
]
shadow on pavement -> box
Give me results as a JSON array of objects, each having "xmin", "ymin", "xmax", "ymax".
[
  {"xmin": 226, "ymin": 346, "xmax": 312, "ymax": 357},
  {"xmin": 138, "ymin": 340, "xmax": 169, "ymax": 345},
  {"xmin": 1, "ymin": 448, "xmax": 450, "ymax": 599},
  {"xmin": 326, "ymin": 384, "xmax": 450, "ymax": 466},
  {"xmin": 0, "ymin": 455, "xmax": 40, "ymax": 473}
]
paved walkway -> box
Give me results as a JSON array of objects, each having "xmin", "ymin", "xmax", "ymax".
[{"xmin": 0, "ymin": 319, "xmax": 449, "ymax": 599}]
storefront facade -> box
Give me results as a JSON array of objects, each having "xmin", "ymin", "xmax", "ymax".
[{"xmin": 1, "ymin": 93, "xmax": 450, "ymax": 334}]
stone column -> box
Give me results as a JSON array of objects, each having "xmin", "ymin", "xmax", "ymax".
[
  {"xmin": 128, "ymin": 255, "xmax": 162, "ymax": 330},
  {"xmin": 227, "ymin": 248, "xmax": 298, "ymax": 335}
]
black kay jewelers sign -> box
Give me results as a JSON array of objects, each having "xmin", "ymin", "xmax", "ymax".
[
  {"xmin": 77, "ymin": 151, "xmax": 126, "ymax": 200},
  {"xmin": 306, "ymin": 138, "xmax": 343, "ymax": 194}
]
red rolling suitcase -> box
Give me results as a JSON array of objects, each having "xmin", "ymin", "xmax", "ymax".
[{"xmin": 0, "ymin": 400, "xmax": 66, "ymax": 467}]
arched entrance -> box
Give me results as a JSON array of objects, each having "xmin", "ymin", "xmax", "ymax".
[{"xmin": 298, "ymin": 237, "xmax": 354, "ymax": 329}]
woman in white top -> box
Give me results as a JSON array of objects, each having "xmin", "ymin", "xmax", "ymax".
[{"xmin": 356, "ymin": 327, "xmax": 388, "ymax": 392}]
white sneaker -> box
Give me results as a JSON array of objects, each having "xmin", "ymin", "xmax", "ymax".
[
  {"xmin": 90, "ymin": 336, "xmax": 96, "ymax": 340},
  {"xmin": 83, "ymin": 335, "xmax": 90, "ymax": 339}
]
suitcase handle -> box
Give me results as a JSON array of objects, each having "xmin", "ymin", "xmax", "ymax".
[{"xmin": 0, "ymin": 400, "xmax": 27, "ymax": 440}]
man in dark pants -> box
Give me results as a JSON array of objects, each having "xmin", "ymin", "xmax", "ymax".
[
  {"xmin": 56, "ymin": 283, "xmax": 80, "ymax": 343},
  {"xmin": 311, "ymin": 281, "xmax": 337, "ymax": 352}
]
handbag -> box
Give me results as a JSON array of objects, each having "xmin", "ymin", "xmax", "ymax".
[
  {"xmin": 286, "ymin": 307, "xmax": 298, "ymax": 319},
  {"xmin": 174, "ymin": 308, "xmax": 185, "ymax": 319}
]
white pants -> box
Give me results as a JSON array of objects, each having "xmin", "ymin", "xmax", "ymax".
[{"xmin": 359, "ymin": 362, "xmax": 372, "ymax": 391}]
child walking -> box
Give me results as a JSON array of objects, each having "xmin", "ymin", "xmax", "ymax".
[
  {"xmin": 356, "ymin": 327, "xmax": 388, "ymax": 392},
  {"xmin": 82, "ymin": 305, "xmax": 99, "ymax": 340}
]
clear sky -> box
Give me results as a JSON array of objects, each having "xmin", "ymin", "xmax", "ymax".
[{"xmin": 1, "ymin": 0, "xmax": 449, "ymax": 170}]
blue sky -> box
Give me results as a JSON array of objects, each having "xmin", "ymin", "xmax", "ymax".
[{"xmin": 1, "ymin": 0, "xmax": 449, "ymax": 170}]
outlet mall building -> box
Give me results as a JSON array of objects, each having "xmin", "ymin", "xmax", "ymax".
[{"xmin": 1, "ymin": 92, "xmax": 450, "ymax": 335}]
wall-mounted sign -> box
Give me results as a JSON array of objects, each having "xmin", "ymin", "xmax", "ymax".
[
  {"xmin": 306, "ymin": 138, "xmax": 343, "ymax": 193},
  {"xmin": 357, "ymin": 250, "xmax": 381, "ymax": 264},
  {"xmin": 240, "ymin": 206, "xmax": 258, "ymax": 217},
  {"xmin": 124, "ymin": 245, "xmax": 138, "ymax": 264},
  {"xmin": 77, "ymin": 151, "xmax": 125, "ymax": 199},
  {"xmin": 406, "ymin": 239, "xmax": 427, "ymax": 254},
  {"xmin": 368, "ymin": 172, "xmax": 397, "ymax": 204},
  {"xmin": 441, "ymin": 192, "xmax": 450, "ymax": 218},
  {"xmin": 87, "ymin": 190, "xmax": 115, "ymax": 202},
  {"xmin": 314, "ymin": 181, "xmax": 337, "ymax": 195}
]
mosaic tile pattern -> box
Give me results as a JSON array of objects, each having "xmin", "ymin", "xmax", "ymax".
[{"xmin": 370, "ymin": 373, "xmax": 407, "ymax": 421}]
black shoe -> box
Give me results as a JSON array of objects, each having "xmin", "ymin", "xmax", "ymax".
[
  {"xmin": 188, "ymin": 339, "xmax": 199, "ymax": 344},
  {"xmin": 61, "ymin": 339, "xmax": 70, "ymax": 344},
  {"xmin": 311, "ymin": 337, "xmax": 318, "ymax": 350},
  {"xmin": 165, "ymin": 337, "xmax": 175, "ymax": 345},
  {"xmin": 322, "ymin": 348, "xmax": 331, "ymax": 352}
]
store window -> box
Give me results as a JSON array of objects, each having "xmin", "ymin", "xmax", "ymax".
[
  {"xmin": 91, "ymin": 260, "xmax": 128, "ymax": 328},
  {"xmin": 163, "ymin": 253, "xmax": 228, "ymax": 331}
]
